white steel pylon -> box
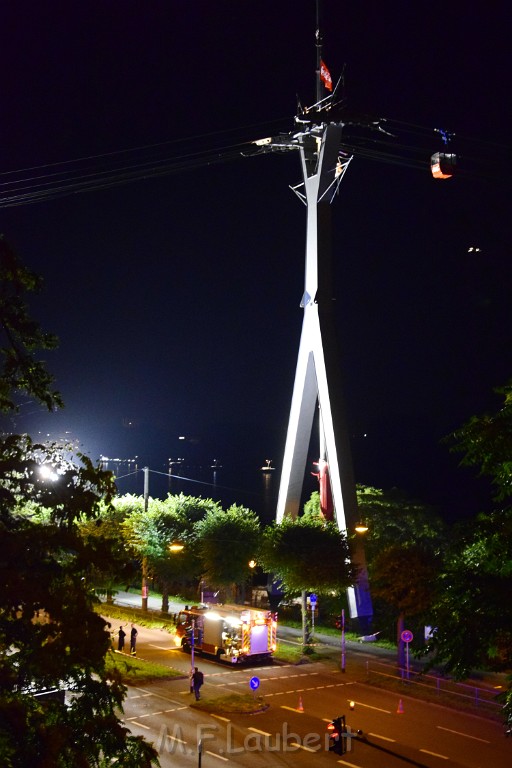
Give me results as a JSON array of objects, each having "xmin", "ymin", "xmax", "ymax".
[{"xmin": 275, "ymin": 122, "xmax": 373, "ymax": 625}]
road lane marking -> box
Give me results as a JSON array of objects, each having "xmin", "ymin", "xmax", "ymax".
[
  {"xmin": 148, "ymin": 644, "xmax": 176, "ymax": 650},
  {"xmin": 211, "ymin": 714, "xmax": 230, "ymax": 722},
  {"xmin": 166, "ymin": 735, "xmax": 186, "ymax": 744},
  {"xmin": 368, "ymin": 732, "xmax": 395, "ymax": 742},
  {"xmin": 348, "ymin": 700, "xmax": 391, "ymax": 714},
  {"xmin": 130, "ymin": 720, "xmax": 151, "ymax": 729},
  {"xmin": 281, "ymin": 705, "xmax": 304, "ymax": 712},
  {"xmin": 420, "ymin": 749, "xmax": 449, "ymax": 760},
  {"xmin": 205, "ymin": 750, "xmax": 228, "ymax": 761},
  {"xmin": 248, "ymin": 728, "xmax": 272, "ymax": 736},
  {"xmin": 436, "ymin": 726, "xmax": 490, "ymax": 743},
  {"xmin": 337, "ymin": 760, "xmax": 364, "ymax": 767},
  {"xmin": 150, "ymin": 694, "xmax": 183, "ymax": 705},
  {"xmin": 289, "ymin": 741, "xmax": 320, "ymax": 752}
]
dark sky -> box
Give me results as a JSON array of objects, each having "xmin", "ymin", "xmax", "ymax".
[{"xmin": 1, "ymin": 1, "xmax": 510, "ymax": 521}]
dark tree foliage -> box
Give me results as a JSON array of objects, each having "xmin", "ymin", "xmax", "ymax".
[
  {"xmin": 427, "ymin": 384, "xmax": 512, "ymax": 721},
  {"xmin": 0, "ymin": 243, "xmax": 159, "ymax": 766},
  {"xmin": 0, "ymin": 236, "xmax": 62, "ymax": 413},
  {"xmin": 259, "ymin": 516, "xmax": 357, "ymax": 594},
  {"xmin": 444, "ymin": 380, "xmax": 512, "ymax": 503},
  {"xmin": 195, "ymin": 505, "xmax": 260, "ymax": 591}
]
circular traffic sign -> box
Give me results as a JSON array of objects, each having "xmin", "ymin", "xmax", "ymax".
[
  {"xmin": 401, "ymin": 630, "xmax": 413, "ymax": 643},
  {"xmin": 249, "ymin": 676, "xmax": 260, "ymax": 690}
]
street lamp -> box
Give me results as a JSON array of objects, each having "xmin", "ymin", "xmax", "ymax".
[{"xmin": 169, "ymin": 542, "xmax": 184, "ymax": 553}]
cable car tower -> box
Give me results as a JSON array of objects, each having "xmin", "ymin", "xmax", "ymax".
[{"xmin": 256, "ymin": 5, "xmax": 373, "ymax": 627}]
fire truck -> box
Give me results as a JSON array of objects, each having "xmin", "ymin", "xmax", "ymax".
[{"xmin": 174, "ymin": 604, "xmax": 277, "ymax": 663}]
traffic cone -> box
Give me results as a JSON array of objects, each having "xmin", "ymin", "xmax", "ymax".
[
  {"xmin": 397, "ymin": 698, "xmax": 404, "ymax": 714},
  {"xmin": 297, "ymin": 696, "xmax": 304, "ymax": 712}
]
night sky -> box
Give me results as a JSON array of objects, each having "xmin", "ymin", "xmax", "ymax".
[{"xmin": 1, "ymin": 1, "xmax": 510, "ymax": 522}]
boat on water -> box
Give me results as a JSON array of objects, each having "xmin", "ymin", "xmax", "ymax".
[{"xmin": 260, "ymin": 459, "xmax": 275, "ymax": 473}]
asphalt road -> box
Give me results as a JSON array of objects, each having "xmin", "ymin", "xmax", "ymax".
[
  {"xmin": 120, "ymin": 659, "xmax": 510, "ymax": 768},
  {"xmin": 105, "ymin": 597, "xmax": 511, "ymax": 767}
]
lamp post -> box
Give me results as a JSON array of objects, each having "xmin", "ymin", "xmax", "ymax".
[
  {"xmin": 141, "ymin": 466, "xmax": 149, "ymax": 611},
  {"xmin": 341, "ymin": 608, "xmax": 346, "ymax": 673}
]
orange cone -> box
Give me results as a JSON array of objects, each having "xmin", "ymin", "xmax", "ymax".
[
  {"xmin": 397, "ymin": 698, "xmax": 404, "ymax": 714},
  {"xmin": 297, "ymin": 696, "xmax": 304, "ymax": 712}
]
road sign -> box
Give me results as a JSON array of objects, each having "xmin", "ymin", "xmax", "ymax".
[
  {"xmin": 401, "ymin": 630, "xmax": 413, "ymax": 643},
  {"xmin": 249, "ymin": 676, "xmax": 260, "ymax": 690},
  {"xmin": 310, "ymin": 594, "xmax": 317, "ymax": 603}
]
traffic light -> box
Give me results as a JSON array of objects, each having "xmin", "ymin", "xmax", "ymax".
[{"xmin": 327, "ymin": 715, "xmax": 346, "ymax": 754}]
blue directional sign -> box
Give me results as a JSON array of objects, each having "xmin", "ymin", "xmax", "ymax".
[
  {"xmin": 249, "ymin": 676, "xmax": 260, "ymax": 690},
  {"xmin": 310, "ymin": 593, "xmax": 317, "ymax": 604}
]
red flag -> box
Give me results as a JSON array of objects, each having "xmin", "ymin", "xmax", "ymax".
[{"xmin": 320, "ymin": 59, "xmax": 333, "ymax": 92}]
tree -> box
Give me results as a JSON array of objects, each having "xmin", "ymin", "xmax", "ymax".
[
  {"xmin": 77, "ymin": 501, "xmax": 137, "ymax": 605},
  {"xmin": 259, "ymin": 516, "xmax": 357, "ymax": 649},
  {"xmin": 194, "ymin": 505, "xmax": 260, "ymax": 603},
  {"xmin": 0, "ymin": 243, "xmax": 159, "ymax": 766},
  {"xmin": 426, "ymin": 383, "xmax": 512, "ymax": 720},
  {"xmin": 0, "ymin": 236, "xmax": 62, "ymax": 413},
  {"xmin": 153, "ymin": 494, "xmax": 220, "ymax": 608},
  {"xmin": 355, "ymin": 484, "xmax": 445, "ymax": 560},
  {"xmin": 444, "ymin": 380, "xmax": 512, "ymax": 504},
  {"xmin": 370, "ymin": 543, "xmax": 439, "ymax": 667}
]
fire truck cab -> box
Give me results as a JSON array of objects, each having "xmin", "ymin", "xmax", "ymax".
[{"xmin": 175, "ymin": 604, "xmax": 277, "ymax": 663}]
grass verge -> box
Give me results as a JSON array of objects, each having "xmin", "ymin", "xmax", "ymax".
[
  {"xmin": 95, "ymin": 603, "xmax": 176, "ymax": 633},
  {"xmin": 105, "ymin": 650, "xmax": 183, "ymax": 684}
]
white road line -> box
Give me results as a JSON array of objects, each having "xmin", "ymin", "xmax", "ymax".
[
  {"xmin": 368, "ymin": 732, "xmax": 396, "ymax": 742},
  {"xmin": 289, "ymin": 742, "xmax": 319, "ymax": 752},
  {"xmin": 211, "ymin": 714, "xmax": 230, "ymax": 722},
  {"xmin": 147, "ymin": 692, "xmax": 184, "ymax": 704},
  {"xmin": 248, "ymin": 727, "xmax": 272, "ymax": 736},
  {"xmin": 148, "ymin": 644, "xmax": 175, "ymax": 650},
  {"xmin": 130, "ymin": 720, "xmax": 151, "ymax": 730},
  {"xmin": 337, "ymin": 759, "xmax": 364, "ymax": 767},
  {"xmin": 436, "ymin": 725, "xmax": 490, "ymax": 744},
  {"xmin": 420, "ymin": 749, "xmax": 449, "ymax": 760},
  {"xmin": 281, "ymin": 705, "xmax": 304, "ymax": 713},
  {"xmin": 349, "ymin": 700, "xmax": 391, "ymax": 714},
  {"xmin": 166, "ymin": 735, "xmax": 186, "ymax": 744},
  {"xmin": 205, "ymin": 750, "xmax": 228, "ymax": 761}
]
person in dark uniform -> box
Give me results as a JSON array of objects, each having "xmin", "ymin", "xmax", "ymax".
[
  {"xmin": 192, "ymin": 667, "xmax": 204, "ymax": 700},
  {"xmin": 130, "ymin": 624, "xmax": 138, "ymax": 656},
  {"xmin": 118, "ymin": 626, "xmax": 126, "ymax": 652}
]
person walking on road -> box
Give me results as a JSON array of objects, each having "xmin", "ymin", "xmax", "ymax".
[
  {"xmin": 192, "ymin": 667, "xmax": 204, "ymax": 700},
  {"xmin": 130, "ymin": 624, "xmax": 138, "ymax": 656},
  {"xmin": 117, "ymin": 626, "xmax": 126, "ymax": 652}
]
